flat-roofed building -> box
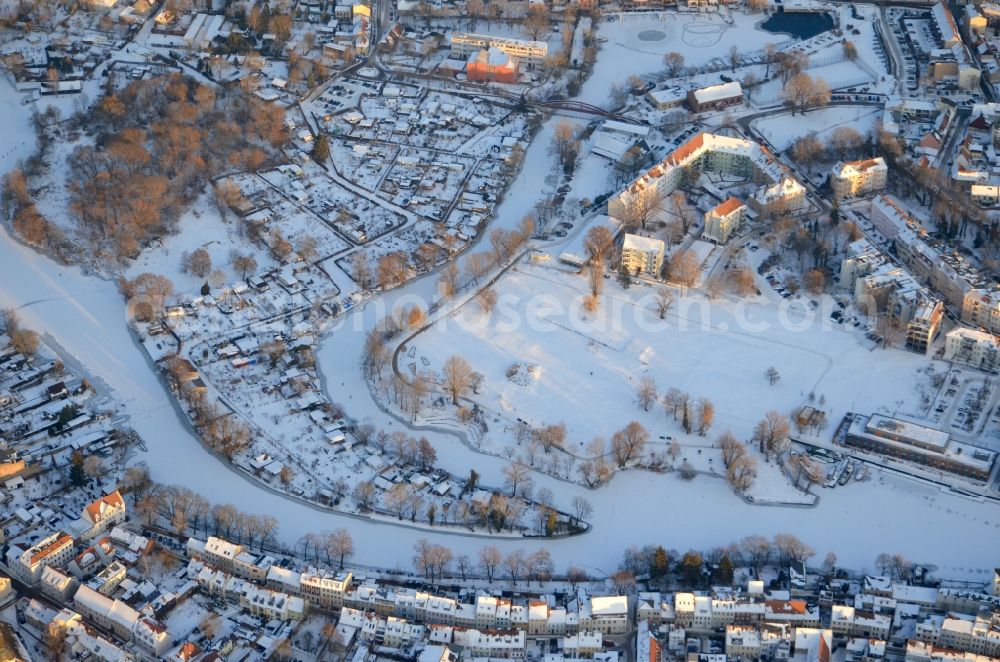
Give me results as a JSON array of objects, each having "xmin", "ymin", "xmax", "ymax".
[
  {"xmin": 844, "ymin": 413, "xmax": 996, "ymax": 481},
  {"xmin": 450, "ymin": 33, "xmax": 547, "ymax": 64},
  {"xmin": 905, "ymin": 298, "xmax": 944, "ymax": 355},
  {"xmin": 945, "ymin": 327, "xmax": 1000, "ymax": 372},
  {"xmin": 620, "ymin": 234, "xmax": 666, "ymax": 276}
]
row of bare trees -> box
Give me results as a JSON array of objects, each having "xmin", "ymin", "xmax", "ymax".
[{"xmin": 719, "ymin": 431, "xmax": 757, "ymax": 492}]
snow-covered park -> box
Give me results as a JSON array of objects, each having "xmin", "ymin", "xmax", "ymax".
[{"xmin": 407, "ymin": 264, "xmax": 937, "ymax": 447}]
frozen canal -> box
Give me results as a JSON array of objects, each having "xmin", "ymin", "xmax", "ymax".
[{"xmin": 0, "ymin": 77, "xmax": 997, "ymax": 579}]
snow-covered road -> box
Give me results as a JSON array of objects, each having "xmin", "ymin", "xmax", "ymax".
[{"xmin": 0, "ymin": 70, "xmax": 998, "ymax": 579}]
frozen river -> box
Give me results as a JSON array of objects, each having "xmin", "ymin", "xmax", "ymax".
[{"xmin": 0, "ymin": 79, "xmax": 997, "ymax": 580}]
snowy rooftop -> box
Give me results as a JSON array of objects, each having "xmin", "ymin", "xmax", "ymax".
[
  {"xmin": 691, "ymin": 81, "xmax": 743, "ymax": 105},
  {"xmin": 622, "ymin": 233, "xmax": 664, "ymax": 254}
]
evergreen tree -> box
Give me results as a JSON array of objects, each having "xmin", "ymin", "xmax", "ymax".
[
  {"xmin": 617, "ymin": 265, "xmax": 632, "ymax": 289},
  {"xmin": 69, "ymin": 451, "xmax": 87, "ymax": 487},
  {"xmin": 201, "ymin": 281, "xmax": 210, "ymax": 296},
  {"xmin": 716, "ymin": 554, "xmax": 735, "ymax": 584},
  {"xmin": 682, "ymin": 402, "xmax": 692, "ymax": 434},
  {"xmin": 312, "ymin": 134, "xmax": 330, "ymax": 165}
]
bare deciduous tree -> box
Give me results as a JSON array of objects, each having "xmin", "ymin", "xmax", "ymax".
[{"xmin": 442, "ymin": 355, "xmax": 473, "ymax": 405}]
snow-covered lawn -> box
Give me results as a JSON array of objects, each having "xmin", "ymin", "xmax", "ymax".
[
  {"xmin": 581, "ymin": 12, "xmax": 792, "ymax": 106},
  {"xmin": 409, "ymin": 263, "xmax": 937, "ymax": 447},
  {"xmin": 752, "ymin": 105, "xmax": 883, "ymax": 151}
]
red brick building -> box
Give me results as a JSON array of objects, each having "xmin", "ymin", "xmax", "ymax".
[{"xmin": 466, "ymin": 48, "xmax": 519, "ymax": 83}]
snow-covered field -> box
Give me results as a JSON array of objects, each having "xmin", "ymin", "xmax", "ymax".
[
  {"xmin": 407, "ymin": 264, "xmax": 936, "ymax": 450},
  {"xmin": 580, "ymin": 12, "xmax": 791, "ymax": 106},
  {"xmin": 753, "ymin": 105, "xmax": 883, "ymax": 151}
]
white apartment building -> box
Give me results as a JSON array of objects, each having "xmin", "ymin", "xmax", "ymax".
[
  {"xmin": 40, "ymin": 566, "xmax": 78, "ymax": 603},
  {"xmin": 451, "ymin": 627, "xmax": 527, "ymax": 658},
  {"xmin": 620, "ymin": 234, "xmax": 665, "ymax": 276},
  {"xmin": 449, "ymin": 33, "xmax": 548, "ymax": 64},
  {"xmin": 608, "ymin": 132, "xmax": 795, "ymax": 221},
  {"xmin": 831, "ymin": 158, "xmax": 888, "ymax": 200},
  {"xmin": 945, "ymin": 327, "xmax": 1000, "ymax": 371},
  {"xmin": 6, "ymin": 531, "xmax": 75, "ymax": 584},
  {"xmin": 301, "ymin": 568, "xmax": 352, "ymax": 608},
  {"xmin": 187, "ymin": 536, "xmax": 245, "ymax": 571},
  {"xmin": 962, "ymin": 290, "xmax": 1000, "ymax": 335}
]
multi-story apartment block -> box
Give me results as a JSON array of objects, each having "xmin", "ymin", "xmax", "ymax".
[
  {"xmin": 945, "ymin": 327, "xmax": 1000, "ymax": 371},
  {"xmin": 727, "ymin": 625, "xmax": 762, "ymax": 658},
  {"xmin": 831, "ymin": 158, "xmax": 888, "ymax": 200},
  {"xmin": 449, "ymin": 33, "xmax": 547, "ymax": 64},
  {"xmin": 5, "ymin": 531, "xmax": 75, "ymax": 584},
  {"xmin": 608, "ymin": 133, "xmax": 797, "ymax": 221},
  {"xmin": 187, "ymin": 536, "xmax": 245, "ymax": 571},
  {"xmin": 905, "ymin": 298, "xmax": 944, "ymax": 355},
  {"xmin": 300, "ymin": 568, "xmax": 352, "ymax": 608},
  {"xmin": 620, "ymin": 234, "xmax": 665, "ymax": 277},
  {"xmin": 704, "ymin": 198, "xmax": 746, "ymax": 244}
]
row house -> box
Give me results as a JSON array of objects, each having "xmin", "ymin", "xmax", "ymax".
[
  {"xmin": 764, "ymin": 600, "xmax": 820, "ymax": 627},
  {"xmin": 300, "ymin": 568, "xmax": 352, "ymax": 608},
  {"xmin": 232, "ymin": 550, "xmax": 276, "ymax": 582},
  {"xmin": 906, "ymin": 640, "xmax": 1000, "ymax": 662},
  {"xmin": 832, "ymin": 605, "xmax": 892, "ymax": 639},
  {"xmin": 637, "ymin": 592, "xmax": 674, "ymax": 626},
  {"xmin": 194, "ymin": 563, "xmax": 305, "ymax": 621},
  {"xmin": 187, "ymin": 536, "xmax": 244, "ymax": 572},
  {"xmin": 581, "ymin": 596, "xmax": 629, "ymax": 635},
  {"xmin": 845, "ymin": 638, "xmax": 887, "ymax": 662},
  {"xmin": 918, "ymin": 613, "xmax": 1000, "ymax": 657},
  {"xmin": 674, "ymin": 593, "xmax": 766, "ymax": 630},
  {"xmin": 452, "ymin": 626, "xmax": 527, "ymax": 658},
  {"xmin": 563, "ymin": 630, "xmax": 604, "ymax": 658},
  {"xmin": 73, "ymin": 584, "xmax": 142, "ymax": 641},
  {"xmin": 187, "ymin": 535, "xmax": 629, "ymax": 638}
]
